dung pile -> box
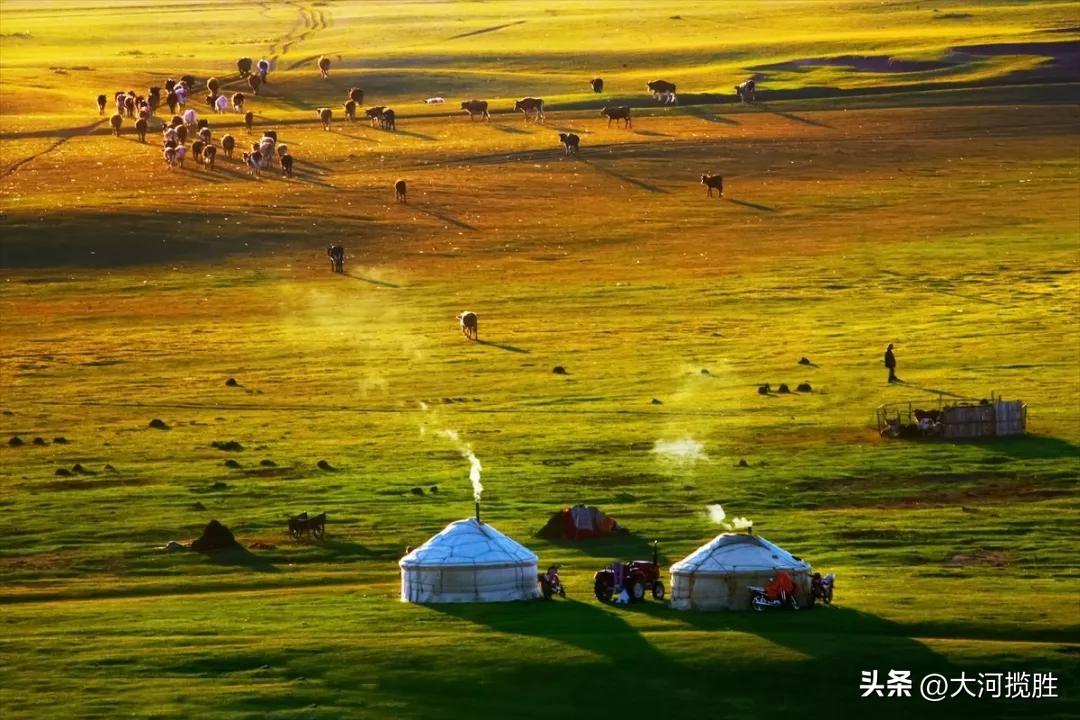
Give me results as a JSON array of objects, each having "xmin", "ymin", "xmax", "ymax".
[{"xmin": 190, "ymin": 520, "xmax": 239, "ymax": 552}]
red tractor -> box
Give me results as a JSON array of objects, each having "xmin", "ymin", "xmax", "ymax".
[{"xmin": 593, "ymin": 542, "xmax": 665, "ymax": 603}]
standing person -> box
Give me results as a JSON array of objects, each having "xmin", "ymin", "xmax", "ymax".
[{"xmin": 884, "ymin": 343, "xmax": 898, "ymax": 383}]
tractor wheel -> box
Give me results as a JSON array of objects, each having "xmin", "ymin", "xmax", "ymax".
[
  {"xmin": 651, "ymin": 581, "xmax": 665, "ymax": 601},
  {"xmin": 627, "ymin": 581, "xmax": 644, "ymax": 602},
  {"xmin": 594, "ymin": 581, "xmax": 613, "ymax": 604}
]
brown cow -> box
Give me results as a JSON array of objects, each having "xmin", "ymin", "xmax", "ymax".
[
  {"xmin": 244, "ymin": 111, "xmax": 254, "ymax": 131},
  {"xmin": 237, "ymin": 57, "xmax": 253, "ymax": 77},
  {"xmin": 248, "ymin": 75, "xmax": 261, "ymax": 95},
  {"xmin": 514, "ymin": 97, "xmax": 544, "ymax": 123},
  {"xmin": 559, "ymin": 132, "xmax": 580, "ymax": 155},
  {"xmin": 280, "ymin": 153, "xmax": 293, "ymax": 178},
  {"xmin": 221, "ymin": 134, "xmax": 235, "ymax": 158},
  {"xmin": 317, "ymin": 107, "xmax": 332, "ymax": 131},
  {"xmin": 647, "ymin": 80, "xmax": 677, "ymax": 104},
  {"xmin": 380, "ymin": 108, "xmax": 396, "ymax": 132},
  {"xmin": 590, "ymin": 78, "xmax": 604, "ymax": 93},
  {"xmin": 394, "ymin": 179, "xmax": 407, "ymax": 203},
  {"xmin": 701, "ymin": 174, "xmax": 724, "ymax": 198},
  {"xmin": 135, "ymin": 117, "xmax": 148, "ymax": 142},
  {"xmin": 365, "ymin": 105, "xmax": 386, "ymax": 127},
  {"xmin": 601, "ymin": 105, "xmax": 631, "ymax": 128},
  {"xmin": 109, "ymin": 113, "xmax": 123, "ymax": 136},
  {"xmin": 461, "ymin": 99, "xmax": 490, "ymax": 121},
  {"xmin": 348, "ymin": 87, "xmax": 364, "ymax": 105},
  {"xmin": 318, "ymin": 56, "xmax": 331, "ymax": 79},
  {"xmin": 203, "ymin": 144, "xmax": 217, "ymax": 170},
  {"xmin": 96, "ymin": 94, "xmax": 107, "ymax": 114},
  {"xmin": 231, "ymin": 92, "xmax": 245, "ymax": 112},
  {"xmin": 344, "ymin": 100, "xmax": 357, "ymax": 121}
]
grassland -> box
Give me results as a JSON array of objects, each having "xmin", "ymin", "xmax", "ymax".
[{"xmin": 1, "ymin": 1, "xmax": 1079, "ymax": 718}]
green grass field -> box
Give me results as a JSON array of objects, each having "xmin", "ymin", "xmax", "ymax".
[{"xmin": 1, "ymin": 1, "xmax": 1078, "ymax": 718}]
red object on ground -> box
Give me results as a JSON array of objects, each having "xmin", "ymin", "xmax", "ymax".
[{"xmin": 764, "ymin": 571, "xmax": 794, "ymax": 600}]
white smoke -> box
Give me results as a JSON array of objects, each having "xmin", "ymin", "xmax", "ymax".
[
  {"xmin": 707, "ymin": 504, "xmax": 752, "ymax": 532},
  {"xmin": 437, "ymin": 429, "xmax": 483, "ymax": 502},
  {"xmin": 652, "ymin": 438, "xmax": 707, "ymax": 463}
]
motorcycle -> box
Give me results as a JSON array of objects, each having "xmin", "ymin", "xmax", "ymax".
[
  {"xmin": 810, "ymin": 572, "xmax": 835, "ymax": 605},
  {"xmin": 750, "ymin": 585, "xmax": 799, "ymax": 612},
  {"xmin": 538, "ymin": 565, "xmax": 566, "ymax": 600}
]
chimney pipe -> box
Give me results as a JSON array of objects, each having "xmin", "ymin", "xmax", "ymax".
[{"xmin": 475, "ymin": 501, "xmax": 481, "ymax": 524}]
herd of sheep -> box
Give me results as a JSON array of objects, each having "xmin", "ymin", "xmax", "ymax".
[{"xmin": 98, "ymin": 54, "xmax": 759, "ymax": 194}]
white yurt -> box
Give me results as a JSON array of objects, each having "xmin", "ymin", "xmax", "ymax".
[
  {"xmin": 400, "ymin": 517, "xmax": 541, "ymax": 603},
  {"xmin": 669, "ymin": 533, "xmax": 812, "ymax": 611}
]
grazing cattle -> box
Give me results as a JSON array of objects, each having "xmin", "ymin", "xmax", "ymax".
[
  {"xmin": 202, "ymin": 144, "xmax": 217, "ymax": 170},
  {"xmin": 701, "ymin": 173, "xmax": 724, "ymax": 198},
  {"xmin": 166, "ymin": 91, "xmax": 179, "ymax": 115},
  {"xmin": 163, "ymin": 146, "xmax": 178, "ymax": 170},
  {"xmin": 257, "ymin": 59, "xmax": 269, "ymax": 83},
  {"xmin": 276, "ymin": 144, "xmax": 289, "ymax": 159},
  {"xmin": 735, "ymin": 79, "xmax": 756, "ymax": 103},
  {"xmin": 591, "ymin": 77, "xmax": 604, "ymax": 93},
  {"xmin": 182, "ymin": 108, "xmax": 197, "ymax": 128},
  {"xmin": 601, "ymin": 105, "xmax": 631, "ymax": 128},
  {"xmin": 514, "ymin": 97, "xmax": 545, "ymax": 123},
  {"xmin": 180, "ymin": 75, "xmax": 195, "ymax": 88},
  {"xmin": 109, "ymin": 113, "xmax": 123, "ymax": 136},
  {"xmin": 176, "ymin": 125, "xmax": 188, "ymax": 144},
  {"xmin": 147, "ymin": 89, "xmax": 160, "ymax": 115},
  {"xmin": 280, "ymin": 153, "xmax": 293, "ymax": 178},
  {"xmin": 327, "ymin": 244, "xmax": 345, "ymax": 273},
  {"xmin": 96, "ymin": 94, "xmax": 107, "ymax": 114},
  {"xmin": 457, "ymin": 311, "xmax": 478, "ymax": 341},
  {"xmin": 243, "ymin": 150, "xmax": 262, "ymax": 177},
  {"xmin": 174, "ymin": 83, "xmax": 187, "ymax": 106},
  {"xmin": 135, "ymin": 117, "xmax": 148, "ymax": 142},
  {"xmin": 207, "ymin": 77, "xmax": 219, "ymax": 95},
  {"xmin": 348, "ymin": 87, "xmax": 364, "ymax": 105},
  {"xmin": 221, "ymin": 134, "xmax": 235, "ymax": 158},
  {"xmin": 365, "ymin": 105, "xmax": 386, "ymax": 126},
  {"xmin": 344, "ymin": 100, "xmax": 357, "ymax": 121},
  {"xmin": 205, "ymin": 93, "xmax": 217, "ymax": 109},
  {"xmin": 318, "ymin": 56, "xmax": 331, "ymax": 79},
  {"xmin": 169, "ymin": 115, "xmax": 183, "ymax": 129},
  {"xmin": 461, "ymin": 99, "xmax": 490, "ymax": 121},
  {"xmin": 162, "ymin": 127, "xmax": 178, "ymax": 145},
  {"xmin": 198, "ymin": 127, "xmax": 212, "ymax": 145},
  {"xmin": 214, "ymin": 94, "xmax": 229, "ymax": 113},
  {"xmin": 425, "ymin": 97, "xmax": 445, "ymax": 104},
  {"xmin": 263, "ymin": 130, "xmax": 278, "ymax": 142},
  {"xmin": 164, "ymin": 79, "xmax": 176, "ymax": 92},
  {"xmin": 197, "ymin": 118, "xmax": 209, "ymax": 130},
  {"xmin": 231, "ymin": 92, "xmax": 245, "ymax": 112},
  {"xmin": 559, "ymin": 132, "xmax": 580, "ymax": 155},
  {"xmin": 317, "ymin": 107, "xmax": 332, "ymax": 131},
  {"xmin": 244, "ymin": 111, "xmax": 254, "ymax": 131},
  {"xmin": 394, "ymin": 179, "xmax": 407, "ymax": 203},
  {"xmin": 647, "ymin": 80, "xmax": 677, "ymax": 104},
  {"xmin": 124, "ymin": 95, "xmax": 136, "ymax": 118},
  {"xmin": 380, "ymin": 108, "xmax": 396, "ymax": 132},
  {"xmin": 237, "ymin": 57, "xmax": 253, "ymax": 77},
  {"xmin": 248, "ymin": 75, "xmax": 261, "ymax": 94},
  {"xmin": 174, "ymin": 144, "xmax": 187, "ymax": 167},
  {"xmin": 191, "ymin": 140, "xmax": 205, "ymax": 162}
]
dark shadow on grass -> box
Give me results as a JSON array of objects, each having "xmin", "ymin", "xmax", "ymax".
[
  {"xmin": 895, "ymin": 381, "xmax": 967, "ymax": 399},
  {"xmin": 728, "ymin": 198, "xmax": 778, "ymax": 213},
  {"xmin": 413, "ymin": 204, "xmax": 479, "ymax": 231},
  {"xmin": 202, "ymin": 545, "xmax": 279, "ymax": 573},
  {"xmin": 757, "ymin": 104, "xmax": 836, "ymax": 129},
  {"xmin": 390, "ymin": 128, "xmax": 437, "ymax": 141},
  {"xmin": 974, "ymin": 434, "xmax": 1080, "ymax": 461},
  {"xmin": 579, "ymin": 157, "xmax": 669, "ymax": 194},
  {"xmin": 492, "ymin": 124, "xmax": 529, "ymax": 134},
  {"xmin": 345, "ymin": 272, "xmax": 400, "ymax": 288},
  {"xmin": 476, "ymin": 339, "xmax": 529, "ymax": 354},
  {"xmin": 633, "ymin": 129, "xmax": 673, "ymax": 137},
  {"xmin": 683, "ymin": 105, "xmax": 739, "ymax": 125}
]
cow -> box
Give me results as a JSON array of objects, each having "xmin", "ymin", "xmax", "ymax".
[
  {"xmin": 109, "ymin": 113, "xmax": 123, "ymax": 136},
  {"xmin": 205, "ymin": 92, "xmax": 216, "ymax": 107},
  {"xmin": 280, "ymin": 153, "xmax": 293, "ymax": 178},
  {"xmin": 601, "ymin": 105, "xmax": 631, "ymax": 128},
  {"xmin": 318, "ymin": 56, "xmax": 331, "ymax": 79},
  {"xmin": 162, "ymin": 127, "xmax": 178, "ymax": 145},
  {"xmin": 344, "ymin": 100, "xmax": 357, "ymax": 121},
  {"xmin": 243, "ymin": 150, "xmax": 262, "ymax": 177},
  {"xmin": 348, "ymin": 87, "xmax": 364, "ymax": 105},
  {"xmin": 166, "ymin": 91, "xmax": 179, "ymax": 115},
  {"xmin": 735, "ymin": 79, "xmax": 756, "ymax": 103},
  {"xmin": 257, "ymin": 58, "xmax": 270, "ymax": 83},
  {"xmin": 590, "ymin": 77, "xmax": 604, "ymax": 93},
  {"xmin": 461, "ymin": 99, "xmax": 490, "ymax": 121},
  {"xmin": 231, "ymin": 92, "xmax": 245, "ymax": 112},
  {"xmin": 207, "ymin": 77, "xmax": 219, "ymax": 95},
  {"xmin": 237, "ymin": 57, "xmax": 253, "ymax": 77},
  {"xmin": 182, "ymin": 108, "xmax": 197, "ymax": 128},
  {"xmin": 559, "ymin": 132, "xmax": 580, "ymax": 155},
  {"xmin": 176, "ymin": 125, "xmax": 188, "ymax": 144},
  {"xmin": 221, "ymin": 134, "xmax": 235, "ymax": 158},
  {"xmin": 248, "ymin": 75, "xmax": 261, "ymax": 95},
  {"xmin": 163, "ymin": 146, "xmax": 178, "ymax": 170},
  {"xmin": 198, "ymin": 126, "xmax": 212, "ymax": 145},
  {"xmin": 514, "ymin": 97, "xmax": 544, "ymax": 123},
  {"xmin": 365, "ymin": 105, "xmax": 386, "ymax": 126},
  {"xmin": 174, "ymin": 82, "xmax": 187, "ymax": 106},
  {"xmin": 135, "ymin": 117, "xmax": 148, "ymax": 142},
  {"xmin": 147, "ymin": 88, "xmax": 160, "ymax": 115},
  {"xmin": 647, "ymin": 80, "xmax": 677, "ymax": 104},
  {"xmin": 214, "ymin": 94, "xmax": 229, "ymax": 114},
  {"xmin": 380, "ymin": 108, "xmax": 396, "ymax": 132},
  {"xmin": 327, "ymin": 244, "xmax": 345, "ymax": 273},
  {"xmin": 174, "ymin": 144, "xmax": 187, "ymax": 167},
  {"xmin": 124, "ymin": 95, "xmax": 136, "ymax": 118},
  {"xmin": 96, "ymin": 94, "xmax": 107, "ymax": 114},
  {"xmin": 457, "ymin": 311, "xmax": 478, "ymax": 341},
  {"xmin": 317, "ymin": 107, "xmax": 332, "ymax": 131},
  {"xmin": 244, "ymin": 111, "xmax": 254, "ymax": 131},
  {"xmin": 701, "ymin": 173, "xmax": 724, "ymax": 198},
  {"xmin": 203, "ymin": 144, "xmax": 217, "ymax": 170},
  {"xmin": 191, "ymin": 139, "xmax": 205, "ymax": 163},
  {"xmin": 394, "ymin": 179, "xmax": 407, "ymax": 203}
]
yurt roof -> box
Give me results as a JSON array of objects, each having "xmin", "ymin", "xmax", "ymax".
[
  {"xmin": 400, "ymin": 517, "xmax": 538, "ymax": 568},
  {"xmin": 670, "ymin": 533, "xmax": 809, "ymax": 574}
]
